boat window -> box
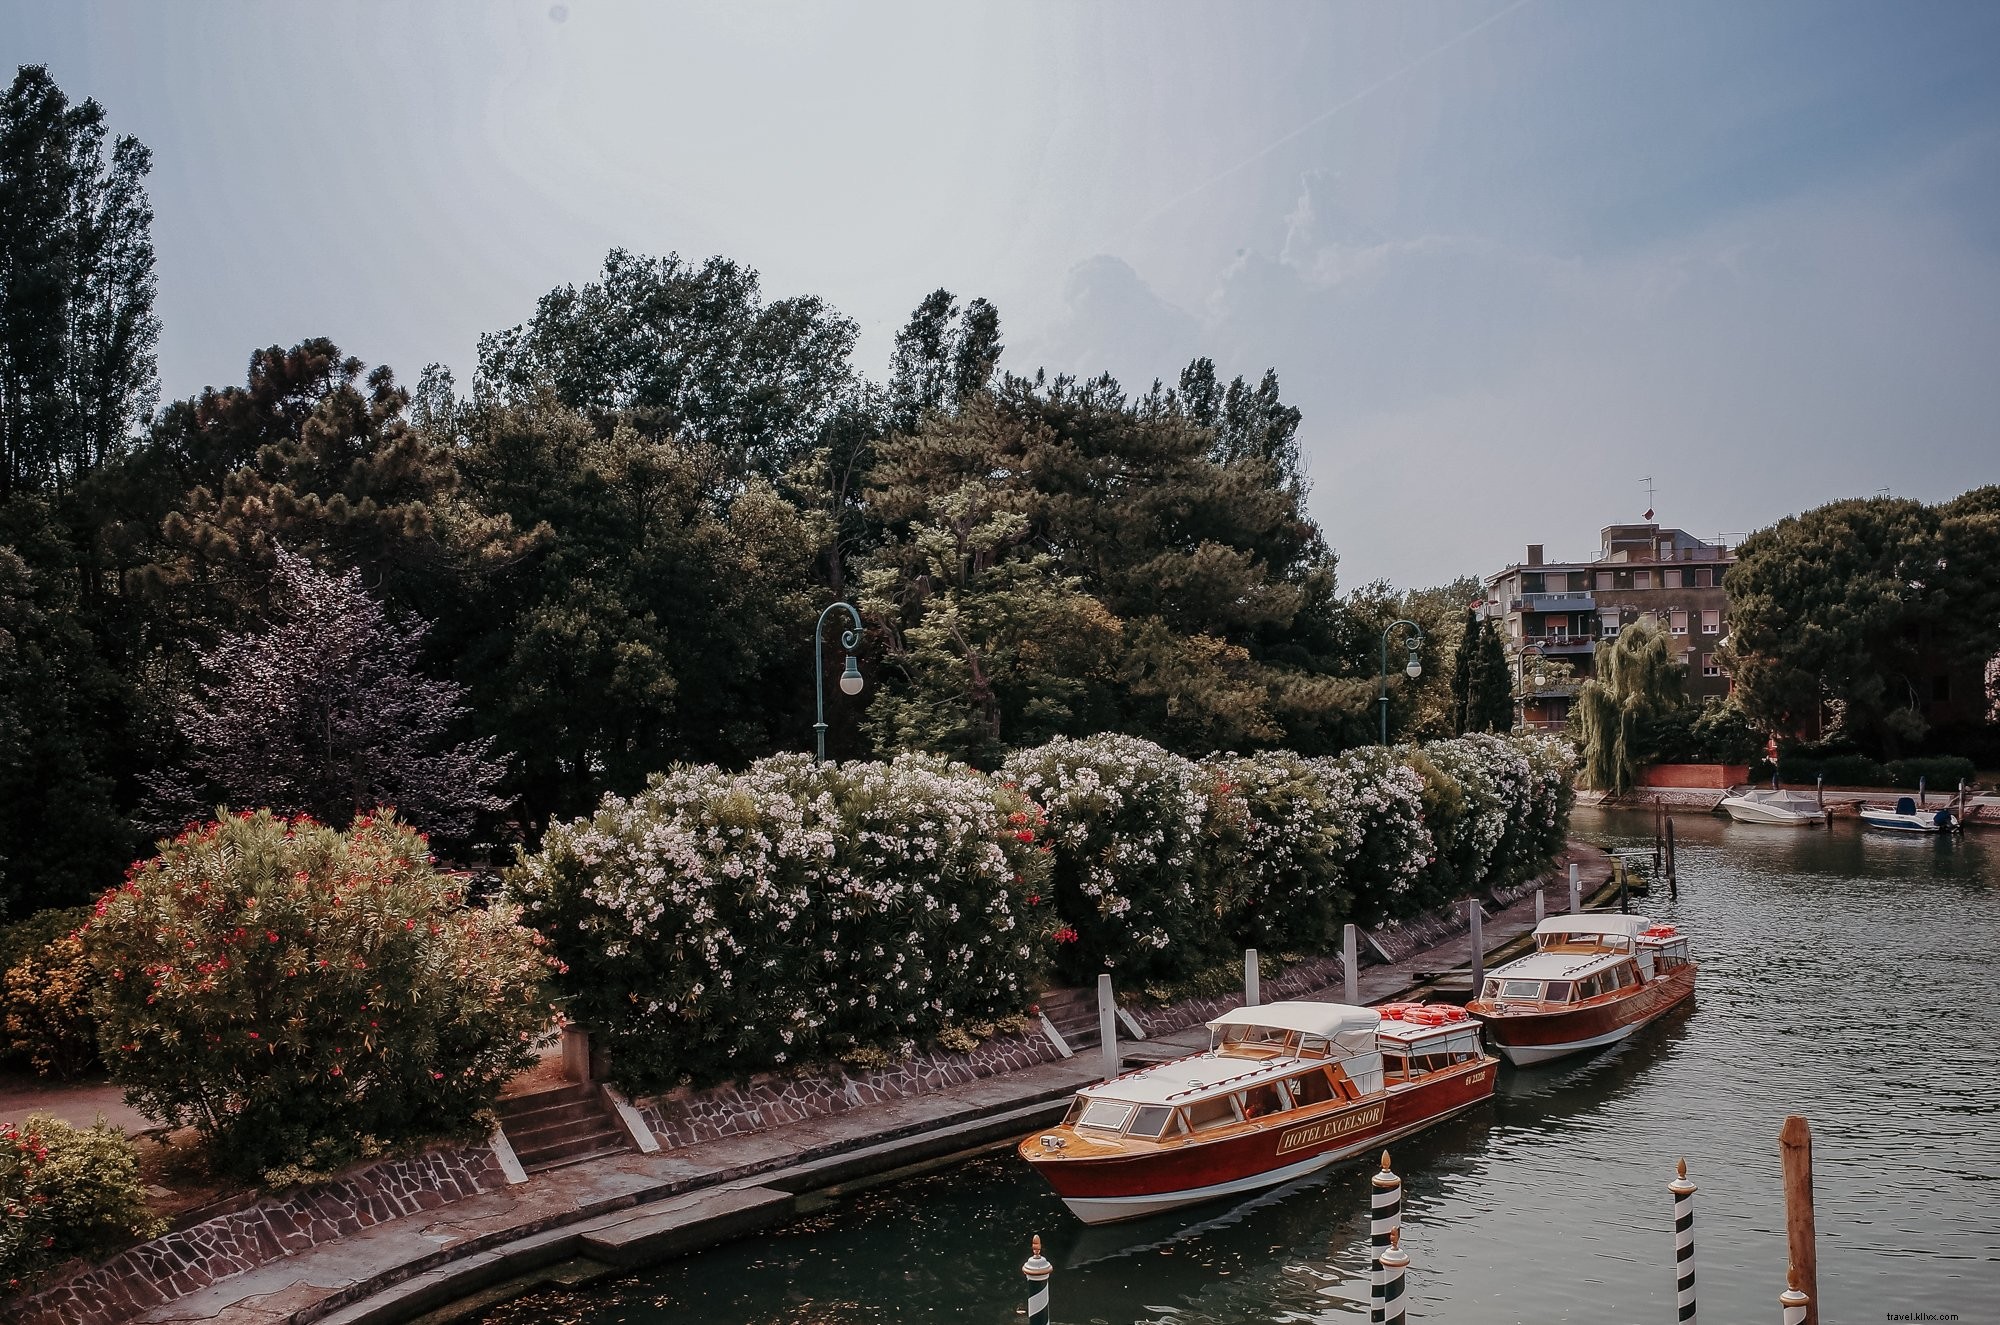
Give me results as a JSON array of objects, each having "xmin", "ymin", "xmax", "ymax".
[
  {"xmin": 1501, "ymin": 980, "xmax": 1542, "ymax": 1000},
  {"xmin": 1289, "ymin": 1068, "xmax": 1339, "ymax": 1107},
  {"xmin": 1543, "ymin": 981, "xmax": 1573, "ymax": 1002},
  {"xmin": 1481, "ymin": 978, "xmax": 1501, "ymax": 999},
  {"xmin": 1297, "ymin": 1035, "xmax": 1330, "ymax": 1059},
  {"xmin": 1062, "ymin": 1099, "xmax": 1086, "ymax": 1126},
  {"xmin": 1077, "ymin": 1100, "xmax": 1135, "ymax": 1132},
  {"xmin": 1186, "ymin": 1095, "xmax": 1239, "ymax": 1132},
  {"xmin": 1578, "ymin": 976, "xmax": 1601, "ymax": 999},
  {"xmin": 1219, "ymin": 1025, "xmax": 1294, "ymax": 1058},
  {"xmin": 1239, "ymin": 1083, "xmax": 1287, "ymax": 1120},
  {"xmin": 1126, "ymin": 1105, "xmax": 1176, "ymax": 1138},
  {"xmin": 1382, "ymin": 1052, "xmax": 1409, "ymax": 1083}
]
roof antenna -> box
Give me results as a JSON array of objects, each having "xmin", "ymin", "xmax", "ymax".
[{"xmin": 1641, "ymin": 476, "xmax": 1655, "ymax": 522}]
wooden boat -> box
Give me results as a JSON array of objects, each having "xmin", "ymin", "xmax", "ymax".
[
  {"xmin": 1718, "ymin": 787, "xmax": 1826, "ymax": 826},
  {"xmin": 1466, "ymin": 916, "xmax": 1696, "ymax": 1067},
  {"xmin": 1018, "ymin": 1002, "xmax": 1496, "ymax": 1225},
  {"xmin": 1859, "ymin": 797, "xmax": 1956, "ymax": 834}
]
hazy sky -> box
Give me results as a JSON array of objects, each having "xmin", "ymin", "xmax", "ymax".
[{"xmin": 7, "ymin": 0, "xmax": 1999, "ymax": 587}]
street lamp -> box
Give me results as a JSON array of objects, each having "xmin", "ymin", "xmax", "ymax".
[
  {"xmin": 1517, "ymin": 641, "xmax": 1548, "ymax": 731},
  {"xmin": 814, "ymin": 601, "xmax": 864, "ymax": 763},
  {"xmin": 1378, "ymin": 618, "xmax": 1425, "ymax": 745}
]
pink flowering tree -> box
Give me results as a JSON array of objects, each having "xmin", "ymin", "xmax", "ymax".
[
  {"xmin": 82, "ymin": 809, "xmax": 558, "ymax": 1182},
  {"xmin": 147, "ymin": 546, "xmax": 508, "ymax": 841}
]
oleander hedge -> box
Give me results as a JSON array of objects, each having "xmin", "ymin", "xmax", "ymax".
[{"xmin": 513, "ymin": 733, "xmax": 1575, "ymax": 1093}]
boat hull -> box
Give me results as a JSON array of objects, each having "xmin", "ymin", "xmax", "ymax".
[
  {"xmin": 1471, "ymin": 962, "xmax": 1696, "ymax": 1067},
  {"xmin": 1859, "ymin": 812, "xmax": 1940, "ymax": 834},
  {"xmin": 1719, "ymin": 798, "xmax": 1820, "ymax": 826},
  {"xmin": 1022, "ymin": 1059, "xmax": 1495, "ymax": 1225}
]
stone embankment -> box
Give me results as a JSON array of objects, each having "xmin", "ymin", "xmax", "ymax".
[{"xmin": 9, "ymin": 845, "xmax": 1616, "ymax": 1325}]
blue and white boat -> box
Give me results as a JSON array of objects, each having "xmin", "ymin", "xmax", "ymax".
[{"xmin": 1858, "ymin": 797, "xmax": 1957, "ymax": 834}]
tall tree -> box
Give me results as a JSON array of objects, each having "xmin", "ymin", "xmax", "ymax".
[
  {"xmin": 475, "ymin": 248, "xmax": 859, "ymax": 480},
  {"xmin": 0, "ymin": 65, "xmax": 159, "ymax": 500},
  {"xmin": 1575, "ymin": 618, "xmax": 1684, "ymax": 792},
  {"xmin": 1472, "ymin": 620, "xmax": 1517, "ymax": 733},
  {"xmin": 1449, "ymin": 611, "xmax": 1481, "ymax": 734},
  {"xmin": 145, "ymin": 547, "xmax": 508, "ymax": 840},
  {"xmin": 885, "ymin": 289, "xmax": 1004, "ymax": 431}
]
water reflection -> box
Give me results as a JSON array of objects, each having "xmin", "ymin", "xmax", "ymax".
[{"xmin": 482, "ymin": 810, "xmax": 1999, "ymax": 1325}]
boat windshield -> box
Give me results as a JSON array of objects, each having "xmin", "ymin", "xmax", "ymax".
[
  {"xmin": 1075, "ymin": 1100, "xmax": 1135, "ymax": 1132},
  {"xmin": 1499, "ymin": 979, "xmax": 1542, "ymax": 1000},
  {"xmin": 1217, "ymin": 1025, "xmax": 1294, "ymax": 1058}
]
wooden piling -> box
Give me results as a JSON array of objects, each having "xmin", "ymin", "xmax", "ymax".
[
  {"xmin": 1568, "ymin": 862, "xmax": 1581, "ymax": 914},
  {"xmin": 1779, "ymin": 1116, "xmax": 1818, "ymax": 1325},
  {"xmin": 1666, "ymin": 817, "xmax": 1678, "ymax": 897},
  {"xmin": 1343, "ymin": 924, "xmax": 1359, "ymax": 1005},
  {"xmin": 1244, "ymin": 948, "xmax": 1261, "ymax": 1007},
  {"xmin": 1469, "ymin": 899, "xmax": 1484, "ymax": 992}
]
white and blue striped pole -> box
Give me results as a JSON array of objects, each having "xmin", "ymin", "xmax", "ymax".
[
  {"xmin": 1669, "ymin": 1158, "xmax": 1697, "ymax": 1324},
  {"xmin": 1023, "ymin": 1235, "xmax": 1052, "ymax": 1325},
  {"xmin": 1370, "ymin": 1151, "xmax": 1402, "ymax": 1323},
  {"xmin": 1779, "ymin": 1269, "xmax": 1809, "ymax": 1325},
  {"xmin": 1378, "ymin": 1227, "xmax": 1409, "ymax": 1323}
]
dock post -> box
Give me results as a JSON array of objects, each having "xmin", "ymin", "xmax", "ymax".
[
  {"xmin": 1022, "ymin": 1235, "xmax": 1052, "ymax": 1325},
  {"xmin": 1096, "ymin": 973, "xmax": 1118, "ymax": 1082},
  {"xmin": 1669, "ymin": 1158, "xmax": 1697, "ymax": 1324},
  {"xmin": 1534, "ymin": 889, "xmax": 1545, "ymax": 923},
  {"xmin": 1617, "ymin": 860, "xmax": 1629, "ymax": 913},
  {"xmin": 1568, "ymin": 862, "xmax": 1581, "ymax": 914},
  {"xmin": 1343, "ymin": 924, "xmax": 1359, "ymax": 1005},
  {"xmin": 1666, "ymin": 817, "xmax": 1678, "ymax": 898},
  {"xmin": 1369, "ymin": 1151, "xmax": 1402, "ymax": 1324},
  {"xmin": 1379, "ymin": 1227, "xmax": 1409, "ymax": 1324},
  {"xmin": 1779, "ymin": 1269, "xmax": 1809, "ymax": 1325},
  {"xmin": 1815, "ymin": 772, "xmax": 1824, "ymax": 811},
  {"xmin": 1244, "ymin": 948, "xmax": 1260, "ymax": 1007},
  {"xmin": 1918, "ymin": 774, "xmax": 1927, "ymax": 807},
  {"xmin": 1468, "ymin": 899, "xmax": 1484, "ymax": 993},
  {"xmin": 1780, "ymin": 1116, "xmax": 1818, "ymax": 1325}
]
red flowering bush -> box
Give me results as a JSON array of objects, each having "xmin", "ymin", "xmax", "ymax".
[
  {"xmin": 82, "ymin": 809, "xmax": 558, "ymax": 1182},
  {"xmin": 0, "ymin": 1114, "xmax": 162, "ymax": 1290}
]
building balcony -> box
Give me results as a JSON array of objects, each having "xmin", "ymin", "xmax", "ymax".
[
  {"xmin": 1521, "ymin": 634, "xmax": 1598, "ymax": 653},
  {"xmin": 1519, "ymin": 591, "xmax": 1595, "ymax": 611}
]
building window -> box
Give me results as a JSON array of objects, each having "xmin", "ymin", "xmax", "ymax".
[
  {"xmin": 1693, "ymin": 568, "xmax": 1712, "ymax": 588},
  {"xmin": 1670, "ymin": 610, "xmax": 1689, "ymax": 635},
  {"xmin": 1634, "ymin": 569, "xmax": 1652, "ymax": 588},
  {"xmin": 1601, "ymin": 613, "xmax": 1620, "ymax": 637},
  {"xmin": 1596, "ymin": 570, "xmax": 1613, "ymax": 590},
  {"xmin": 1663, "ymin": 568, "xmax": 1682, "ymax": 588},
  {"xmin": 1701, "ymin": 610, "xmax": 1720, "ymax": 634},
  {"xmin": 1703, "ymin": 654, "xmax": 1721, "ymax": 677}
]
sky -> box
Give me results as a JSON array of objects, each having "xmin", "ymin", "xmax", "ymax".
[{"xmin": 6, "ymin": 0, "xmax": 2000, "ymax": 587}]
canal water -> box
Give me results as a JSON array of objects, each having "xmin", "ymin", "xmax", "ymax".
[{"xmin": 485, "ymin": 808, "xmax": 1999, "ymax": 1324}]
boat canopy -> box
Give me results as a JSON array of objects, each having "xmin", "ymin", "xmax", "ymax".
[
  {"xmin": 1207, "ymin": 1001, "xmax": 1379, "ymax": 1040},
  {"xmin": 1534, "ymin": 915, "xmax": 1653, "ymax": 942}
]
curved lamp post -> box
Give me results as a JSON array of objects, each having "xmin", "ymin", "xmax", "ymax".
[
  {"xmin": 1516, "ymin": 641, "xmax": 1549, "ymax": 731},
  {"xmin": 813, "ymin": 601, "xmax": 865, "ymax": 763},
  {"xmin": 1378, "ymin": 619, "xmax": 1425, "ymax": 745}
]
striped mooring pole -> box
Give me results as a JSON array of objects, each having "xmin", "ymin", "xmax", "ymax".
[
  {"xmin": 1669, "ymin": 1157, "xmax": 1697, "ymax": 1324},
  {"xmin": 1377, "ymin": 1227, "xmax": 1409, "ymax": 1323},
  {"xmin": 1369, "ymin": 1151, "xmax": 1402, "ymax": 1323},
  {"xmin": 1023, "ymin": 1234, "xmax": 1052, "ymax": 1325},
  {"xmin": 1779, "ymin": 1268, "xmax": 1810, "ymax": 1325}
]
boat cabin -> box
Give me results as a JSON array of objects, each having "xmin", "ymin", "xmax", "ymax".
[{"xmin": 1479, "ymin": 915, "xmax": 1690, "ymax": 1007}]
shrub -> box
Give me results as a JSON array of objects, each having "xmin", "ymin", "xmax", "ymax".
[
  {"xmin": 1002, "ymin": 735, "xmax": 1216, "ymax": 983},
  {"xmin": 510, "ymin": 753, "xmax": 1052, "ymax": 1095},
  {"xmin": 1309, "ymin": 746, "xmax": 1433, "ymax": 923},
  {"xmin": 1203, "ymin": 751, "xmax": 1351, "ymax": 952},
  {"xmin": 0, "ymin": 907, "xmax": 100, "ymax": 1078},
  {"xmin": 83, "ymin": 810, "xmax": 556, "ymax": 1182},
  {"xmin": 1883, "ymin": 756, "xmax": 1978, "ymax": 792},
  {"xmin": 0, "ymin": 1114, "xmax": 163, "ymax": 1290},
  {"xmin": 1420, "ymin": 738, "xmax": 1509, "ymax": 898}
]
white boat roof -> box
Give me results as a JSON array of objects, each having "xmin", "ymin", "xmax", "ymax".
[
  {"xmin": 1488, "ymin": 949, "xmax": 1627, "ymax": 981},
  {"xmin": 1534, "ymin": 914, "xmax": 1653, "ymax": 941},
  {"xmin": 1377, "ymin": 1018, "xmax": 1483, "ymax": 1044},
  {"xmin": 1079, "ymin": 1052, "xmax": 1306, "ymax": 1106},
  {"xmin": 1206, "ymin": 1001, "xmax": 1379, "ymax": 1039}
]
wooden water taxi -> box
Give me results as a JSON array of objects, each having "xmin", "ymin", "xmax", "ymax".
[
  {"xmin": 1466, "ymin": 915, "xmax": 1696, "ymax": 1066},
  {"xmin": 1018, "ymin": 1002, "xmax": 1495, "ymax": 1225}
]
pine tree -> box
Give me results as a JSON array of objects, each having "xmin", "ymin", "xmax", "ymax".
[
  {"xmin": 1449, "ymin": 611, "xmax": 1481, "ymax": 734},
  {"xmin": 1473, "ymin": 623, "xmax": 1517, "ymax": 733}
]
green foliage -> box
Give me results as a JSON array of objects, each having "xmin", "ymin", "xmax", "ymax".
[
  {"xmin": 82, "ymin": 810, "xmax": 555, "ymax": 1182},
  {"xmin": 1648, "ymin": 699, "xmax": 1762, "ymax": 766},
  {"xmin": 1773, "ymin": 750, "xmax": 1978, "ymax": 790},
  {"xmin": 1203, "ymin": 750, "xmax": 1350, "ymax": 952},
  {"xmin": 1726, "ymin": 489, "xmax": 2000, "ymax": 756},
  {"xmin": 0, "ymin": 906, "xmax": 100, "ymax": 1078},
  {"xmin": 508, "ymin": 754, "xmax": 1052, "ymax": 1095},
  {"xmin": 1575, "ymin": 620, "xmax": 1685, "ymax": 792},
  {"xmin": 0, "ymin": 1114, "xmax": 162, "ymax": 1290}
]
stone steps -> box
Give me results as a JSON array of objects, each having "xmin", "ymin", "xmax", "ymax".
[{"xmin": 496, "ymin": 1084, "xmax": 633, "ymax": 1172}]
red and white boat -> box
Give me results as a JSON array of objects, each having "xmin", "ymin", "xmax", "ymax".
[
  {"xmin": 1018, "ymin": 1002, "xmax": 1496, "ymax": 1224},
  {"xmin": 1466, "ymin": 915, "xmax": 1696, "ymax": 1066}
]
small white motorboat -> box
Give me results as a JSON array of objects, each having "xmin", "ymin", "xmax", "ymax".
[
  {"xmin": 1859, "ymin": 797, "xmax": 1957, "ymax": 834},
  {"xmin": 1718, "ymin": 788, "xmax": 1826, "ymax": 826}
]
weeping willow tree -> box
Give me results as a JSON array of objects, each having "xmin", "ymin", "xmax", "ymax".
[{"xmin": 1576, "ymin": 618, "xmax": 1685, "ymax": 792}]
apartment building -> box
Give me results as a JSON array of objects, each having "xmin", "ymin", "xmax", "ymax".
[{"xmin": 1482, "ymin": 523, "xmax": 1736, "ymax": 729}]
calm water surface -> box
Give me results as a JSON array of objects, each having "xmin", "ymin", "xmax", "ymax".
[{"xmin": 486, "ymin": 809, "xmax": 1999, "ymax": 1324}]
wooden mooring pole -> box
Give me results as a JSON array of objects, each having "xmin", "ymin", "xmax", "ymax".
[
  {"xmin": 1779, "ymin": 1116, "xmax": 1819, "ymax": 1325},
  {"xmin": 1666, "ymin": 816, "xmax": 1678, "ymax": 897},
  {"xmin": 1343, "ymin": 923, "xmax": 1359, "ymax": 1005}
]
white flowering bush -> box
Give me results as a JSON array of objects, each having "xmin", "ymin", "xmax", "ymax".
[
  {"xmin": 1001, "ymin": 734, "xmax": 1217, "ymax": 982},
  {"xmin": 1420, "ymin": 736, "xmax": 1512, "ymax": 897},
  {"xmin": 1309, "ymin": 747, "xmax": 1435, "ymax": 922},
  {"xmin": 1513, "ymin": 731, "xmax": 1578, "ymax": 871},
  {"xmin": 1203, "ymin": 750, "xmax": 1352, "ymax": 951},
  {"xmin": 507, "ymin": 753, "xmax": 1051, "ymax": 1093}
]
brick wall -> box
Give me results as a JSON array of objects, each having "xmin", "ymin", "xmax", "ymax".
[{"xmin": 1640, "ymin": 763, "xmax": 1749, "ymax": 789}]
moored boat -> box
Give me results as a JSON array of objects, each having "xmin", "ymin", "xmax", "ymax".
[
  {"xmin": 1859, "ymin": 797, "xmax": 1956, "ymax": 834},
  {"xmin": 1018, "ymin": 1002, "xmax": 1496, "ymax": 1225},
  {"xmin": 1466, "ymin": 915, "xmax": 1696, "ymax": 1067},
  {"xmin": 1719, "ymin": 787, "xmax": 1826, "ymax": 826}
]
